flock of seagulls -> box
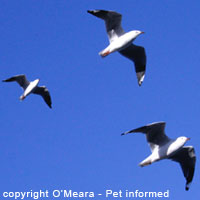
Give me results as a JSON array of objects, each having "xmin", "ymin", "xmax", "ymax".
[
  {"xmin": 2, "ymin": 9, "xmax": 196, "ymax": 191},
  {"xmin": 88, "ymin": 9, "xmax": 196, "ymax": 191}
]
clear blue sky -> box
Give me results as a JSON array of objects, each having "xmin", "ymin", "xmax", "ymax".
[{"xmin": 0, "ymin": 0, "xmax": 199, "ymax": 199}]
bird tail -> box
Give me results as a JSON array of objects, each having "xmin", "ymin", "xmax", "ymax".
[
  {"xmin": 139, "ymin": 155, "xmax": 154, "ymax": 167},
  {"xmin": 20, "ymin": 95, "xmax": 25, "ymax": 101}
]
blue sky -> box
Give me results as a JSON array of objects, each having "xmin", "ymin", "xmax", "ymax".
[{"xmin": 0, "ymin": 0, "xmax": 199, "ymax": 199}]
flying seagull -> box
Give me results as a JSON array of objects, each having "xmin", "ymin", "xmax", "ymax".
[
  {"xmin": 87, "ymin": 9, "xmax": 146, "ymax": 86},
  {"xmin": 3, "ymin": 74, "xmax": 52, "ymax": 108},
  {"xmin": 121, "ymin": 122, "xmax": 196, "ymax": 190}
]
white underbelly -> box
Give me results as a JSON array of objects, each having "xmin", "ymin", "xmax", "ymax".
[
  {"xmin": 110, "ymin": 35, "xmax": 134, "ymax": 52},
  {"xmin": 24, "ymin": 79, "xmax": 39, "ymax": 96}
]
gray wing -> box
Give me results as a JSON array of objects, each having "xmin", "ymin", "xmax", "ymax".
[
  {"xmin": 169, "ymin": 146, "xmax": 196, "ymax": 191},
  {"xmin": 119, "ymin": 44, "xmax": 146, "ymax": 86},
  {"xmin": 2, "ymin": 74, "xmax": 29, "ymax": 90},
  {"xmin": 122, "ymin": 122, "xmax": 170, "ymax": 148},
  {"xmin": 33, "ymin": 86, "xmax": 52, "ymax": 108},
  {"xmin": 87, "ymin": 9, "xmax": 125, "ymax": 42}
]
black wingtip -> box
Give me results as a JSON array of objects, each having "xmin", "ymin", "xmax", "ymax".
[
  {"xmin": 47, "ymin": 103, "xmax": 52, "ymax": 109},
  {"xmin": 185, "ymin": 184, "xmax": 190, "ymax": 191},
  {"xmin": 121, "ymin": 133, "xmax": 125, "ymax": 136},
  {"xmin": 87, "ymin": 10, "xmax": 93, "ymax": 14},
  {"xmin": 138, "ymin": 81, "xmax": 143, "ymax": 87},
  {"xmin": 87, "ymin": 10, "xmax": 100, "ymax": 15}
]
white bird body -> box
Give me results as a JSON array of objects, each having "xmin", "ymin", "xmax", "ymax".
[
  {"xmin": 140, "ymin": 137, "xmax": 189, "ymax": 166},
  {"xmin": 21, "ymin": 79, "xmax": 40, "ymax": 100},
  {"xmin": 99, "ymin": 31, "xmax": 143, "ymax": 57},
  {"xmin": 166, "ymin": 137, "xmax": 189, "ymax": 157},
  {"xmin": 122, "ymin": 122, "xmax": 196, "ymax": 190}
]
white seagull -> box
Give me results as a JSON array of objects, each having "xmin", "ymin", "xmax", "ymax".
[
  {"xmin": 87, "ymin": 9, "xmax": 146, "ymax": 86},
  {"xmin": 3, "ymin": 74, "xmax": 52, "ymax": 108},
  {"xmin": 121, "ymin": 122, "xmax": 196, "ymax": 190}
]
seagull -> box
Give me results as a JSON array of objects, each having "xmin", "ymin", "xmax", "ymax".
[
  {"xmin": 87, "ymin": 9, "xmax": 146, "ymax": 86},
  {"xmin": 121, "ymin": 122, "xmax": 196, "ymax": 190},
  {"xmin": 3, "ymin": 74, "xmax": 52, "ymax": 108}
]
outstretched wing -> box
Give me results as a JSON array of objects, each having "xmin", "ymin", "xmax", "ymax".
[
  {"xmin": 2, "ymin": 74, "xmax": 30, "ymax": 90},
  {"xmin": 122, "ymin": 122, "xmax": 170, "ymax": 150},
  {"xmin": 119, "ymin": 44, "xmax": 146, "ymax": 86},
  {"xmin": 87, "ymin": 9, "xmax": 125, "ymax": 42},
  {"xmin": 33, "ymin": 86, "xmax": 52, "ymax": 108},
  {"xmin": 169, "ymin": 146, "xmax": 196, "ymax": 191}
]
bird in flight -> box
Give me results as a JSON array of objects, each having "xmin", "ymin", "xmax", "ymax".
[
  {"xmin": 87, "ymin": 9, "xmax": 146, "ymax": 86},
  {"xmin": 121, "ymin": 121, "xmax": 196, "ymax": 190},
  {"xmin": 3, "ymin": 74, "xmax": 52, "ymax": 108}
]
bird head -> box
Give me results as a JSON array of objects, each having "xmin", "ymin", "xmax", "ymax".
[
  {"xmin": 126, "ymin": 30, "xmax": 144, "ymax": 42},
  {"xmin": 177, "ymin": 136, "xmax": 190, "ymax": 146},
  {"xmin": 131, "ymin": 30, "xmax": 144, "ymax": 37}
]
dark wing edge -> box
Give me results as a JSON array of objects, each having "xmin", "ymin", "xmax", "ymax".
[
  {"xmin": 2, "ymin": 74, "xmax": 29, "ymax": 89},
  {"xmin": 33, "ymin": 86, "xmax": 52, "ymax": 108},
  {"xmin": 87, "ymin": 9, "xmax": 122, "ymax": 29},
  {"xmin": 119, "ymin": 44, "xmax": 146, "ymax": 86},
  {"xmin": 122, "ymin": 122, "xmax": 166, "ymax": 135},
  {"xmin": 169, "ymin": 146, "xmax": 196, "ymax": 191},
  {"xmin": 122, "ymin": 122, "xmax": 169, "ymax": 148},
  {"xmin": 121, "ymin": 125, "xmax": 148, "ymax": 136},
  {"xmin": 87, "ymin": 9, "xmax": 124, "ymax": 40}
]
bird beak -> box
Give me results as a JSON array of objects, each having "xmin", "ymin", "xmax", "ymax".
[
  {"xmin": 141, "ymin": 31, "xmax": 145, "ymax": 34},
  {"xmin": 186, "ymin": 137, "xmax": 191, "ymax": 141}
]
